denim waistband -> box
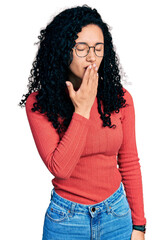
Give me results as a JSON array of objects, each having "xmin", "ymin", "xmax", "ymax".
[{"xmin": 50, "ymin": 182, "xmax": 125, "ymax": 216}]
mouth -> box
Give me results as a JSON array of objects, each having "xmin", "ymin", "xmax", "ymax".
[
  {"xmin": 84, "ymin": 65, "xmax": 91, "ymax": 71},
  {"xmin": 84, "ymin": 64, "xmax": 98, "ymax": 69}
]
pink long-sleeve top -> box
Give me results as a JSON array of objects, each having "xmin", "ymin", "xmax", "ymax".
[{"xmin": 25, "ymin": 87, "xmax": 146, "ymax": 225}]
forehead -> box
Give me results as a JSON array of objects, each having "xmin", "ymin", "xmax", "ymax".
[{"xmin": 76, "ymin": 24, "xmax": 104, "ymax": 44}]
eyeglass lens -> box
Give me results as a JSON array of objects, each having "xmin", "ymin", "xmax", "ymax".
[{"xmin": 75, "ymin": 43, "xmax": 104, "ymax": 57}]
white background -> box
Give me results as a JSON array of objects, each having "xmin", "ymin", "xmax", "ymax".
[{"xmin": 1, "ymin": 0, "xmax": 164, "ymax": 239}]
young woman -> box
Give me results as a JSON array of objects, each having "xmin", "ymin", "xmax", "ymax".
[{"xmin": 19, "ymin": 5, "xmax": 146, "ymax": 240}]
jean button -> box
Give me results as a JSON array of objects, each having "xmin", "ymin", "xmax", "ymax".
[{"xmin": 91, "ymin": 207, "xmax": 96, "ymax": 212}]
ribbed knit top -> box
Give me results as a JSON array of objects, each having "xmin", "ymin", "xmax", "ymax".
[{"xmin": 25, "ymin": 88, "xmax": 146, "ymax": 225}]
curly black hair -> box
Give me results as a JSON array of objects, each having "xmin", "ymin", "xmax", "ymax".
[{"xmin": 18, "ymin": 4, "xmax": 128, "ymax": 140}]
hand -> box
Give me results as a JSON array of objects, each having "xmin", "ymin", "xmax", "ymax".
[
  {"xmin": 131, "ymin": 229, "xmax": 145, "ymax": 240},
  {"xmin": 66, "ymin": 64, "xmax": 98, "ymax": 117}
]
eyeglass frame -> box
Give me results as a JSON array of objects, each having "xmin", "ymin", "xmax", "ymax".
[{"xmin": 73, "ymin": 42, "xmax": 104, "ymax": 57}]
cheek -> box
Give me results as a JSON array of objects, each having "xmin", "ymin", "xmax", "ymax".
[{"xmin": 70, "ymin": 61, "xmax": 79, "ymax": 72}]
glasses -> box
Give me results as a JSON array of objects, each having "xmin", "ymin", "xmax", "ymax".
[{"xmin": 73, "ymin": 42, "xmax": 104, "ymax": 57}]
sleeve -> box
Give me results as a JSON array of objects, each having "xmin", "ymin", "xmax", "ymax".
[
  {"xmin": 118, "ymin": 88, "xmax": 146, "ymax": 225},
  {"xmin": 25, "ymin": 92, "xmax": 90, "ymax": 180}
]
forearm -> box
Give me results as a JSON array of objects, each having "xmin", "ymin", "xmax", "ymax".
[
  {"xmin": 26, "ymin": 93, "xmax": 90, "ymax": 180},
  {"xmin": 46, "ymin": 112, "xmax": 90, "ymax": 179}
]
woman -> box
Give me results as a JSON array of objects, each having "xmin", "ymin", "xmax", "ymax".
[{"xmin": 19, "ymin": 5, "xmax": 146, "ymax": 240}]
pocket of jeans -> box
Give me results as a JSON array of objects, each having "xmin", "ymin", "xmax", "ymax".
[
  {"xmin": 46, "ymin": 201, "xmax": 68, "ymax": 222},
  {"xmin": 110, "ymin": 194, "xmax": 131, "ymax": 217}
]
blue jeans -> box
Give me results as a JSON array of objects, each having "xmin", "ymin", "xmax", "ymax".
[{"xmin": 42, "ymin": 182, "xmax": 133, "ymax": 240}]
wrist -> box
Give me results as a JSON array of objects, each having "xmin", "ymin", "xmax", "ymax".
[{"xmin": 75, "ymin": 110, "xmax": 90, "ymax": 119}]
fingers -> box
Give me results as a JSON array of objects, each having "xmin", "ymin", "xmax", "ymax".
[
  {"xmin": 65, "ymin": 81, "xmax": 75, "ymax": 99},
  {"xmin": 80, "ymin": 63, "xmax": 98, "ymax": 93},
  {"xmin": 80, "ymin": 65, "xmax": 92, "ymax": 89},
  {"xmin": 88, "ymin": 63, "xmax": 98, "ymax": 88}
]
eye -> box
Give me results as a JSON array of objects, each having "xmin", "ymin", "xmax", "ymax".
[
  {"xmin": 95, "ymin": 43, "xmax": 104, "ymax": 51},
  {"xmin": 76, "ymin": 44, "xmax": 88, "ymax": 51}
]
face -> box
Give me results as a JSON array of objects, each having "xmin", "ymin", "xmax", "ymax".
[{"xmin": 68, "ymin": 24, "xmax": 104, "ymax": 90}]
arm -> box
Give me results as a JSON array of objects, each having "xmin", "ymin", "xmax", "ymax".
[
  {"xmin": 118, "ymin": 89, "xmax": 146, "ymax": 226},
  {"xmin": 25, "ymin": 92, "xmax": 90, "ymax": 180}
]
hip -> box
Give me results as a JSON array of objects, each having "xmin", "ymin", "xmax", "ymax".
[{"xmin": 42, "ymin": 182, "xmax": 133, "ymax": 240}]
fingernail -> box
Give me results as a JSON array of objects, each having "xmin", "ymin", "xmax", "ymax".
[
  {"xmin": 89, "ymin": 65, "xmax": 92, "ymax": 69},
  {"xmin": 95, "ymin": 67, "xmax": 98, "ymax": 71},
  {"xmin": 66, "ymin": 82, "xmax": 70, "ymax": 86},
  {"xmin": 93, "ymin": 63, "xmax": 96, "ymax": 67}
]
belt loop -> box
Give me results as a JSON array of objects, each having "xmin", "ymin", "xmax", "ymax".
[
  {"xmin": 104, "ymin": 200, "xmax": 111, "ymax": 215},
  {"xmin": 69, "ymin": 203, "xmax": 76, "ymax": 217},
  {"xmin": 120, "ymin": 182, "xmax": 125, "ymax": 195},
  {"xmin": 51, "ymin": 188, "xmax": 54, "ymax": 200}
]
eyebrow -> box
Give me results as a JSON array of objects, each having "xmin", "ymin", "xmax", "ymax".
[{"xmin": 76, "ymin": 42, "xmax": 104, "ymax": 45}]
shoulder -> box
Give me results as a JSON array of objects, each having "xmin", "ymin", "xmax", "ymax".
[
  {"xmin": 122, "ymin": 87, "xmax": 134, "ymax": 106},
  {"xmin": 119, "ymin": 87, "xmax": 135, "ymax": 121},
  {"xmin": 25, "ymin": 91, "xmax": 48, "ymax": 123},
  {"xmin": 25, "ymin": 91, "xmax": 39, "ymax": 111}
]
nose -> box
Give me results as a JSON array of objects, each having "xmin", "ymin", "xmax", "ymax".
[{"xmin": 86, "ymin": 47, "xmax": 96, "ymax": 62}]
